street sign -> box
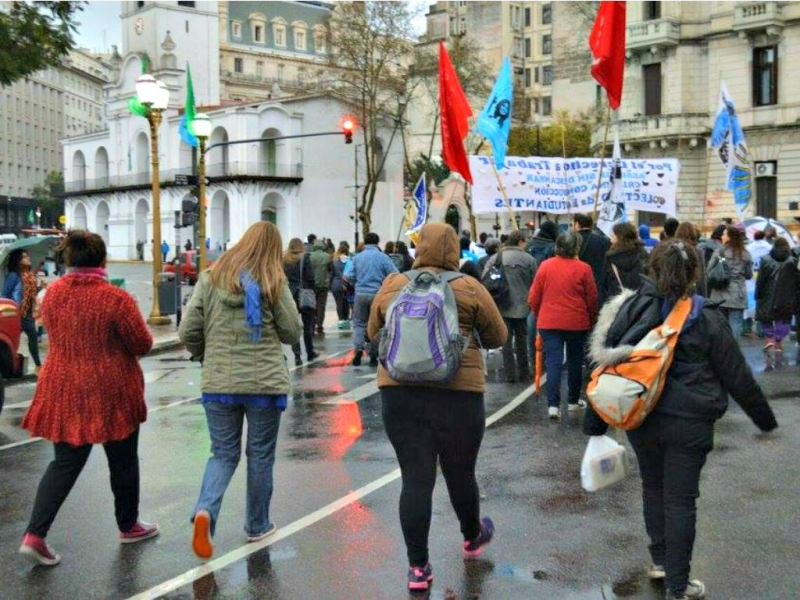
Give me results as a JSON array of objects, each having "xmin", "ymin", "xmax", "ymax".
[
  {"xmin": 174, "ymin": 174, "xmax": 198, "ymax": 186},
  {"xmin": 58, "ymin": 215, "xmax": 67, "ymax": 225}
]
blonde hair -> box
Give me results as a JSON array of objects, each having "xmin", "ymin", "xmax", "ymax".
[
  {"xmin": 208, "ymin": 221, "xmax": 285, "ymax": 304},
  {"xmin": 283, "ymin": 237, "xmax": 305, "ymax": 264}
]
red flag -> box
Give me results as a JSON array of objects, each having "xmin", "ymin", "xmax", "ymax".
[
  {"xmin": 589, "ymin": 1, "xmax": 626, "ymax": 110},
  {"xmin": 439, "ymin": 41, "xmax": 473, "ymax": 184}
]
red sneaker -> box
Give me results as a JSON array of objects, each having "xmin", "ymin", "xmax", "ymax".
[
  {"xmin": 192, "ymin": 510, "xmax": 213, "ymax": 559},
  {"xmin": 19, "ymin": 532, "xmax": 62, "ymax": 566},
  {"xmin": 120, "ymin": 520, "xmax": 160, "ymax": 544}
]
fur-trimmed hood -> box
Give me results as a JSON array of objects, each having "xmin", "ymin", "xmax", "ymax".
[{"xmin": 588, "ymin": 288, "xmax": 640, "ymax": 367}]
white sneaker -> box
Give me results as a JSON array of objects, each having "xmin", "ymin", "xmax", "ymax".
[
  {"xmin": 647, "ymin": 564, "xmax": 665, "ymax": 579},
  {"xmin": 246, "ymin": 522, "xmax": 277, "ymax": 543},
  {"xmin": 568, "ymin": 399, "xmax": 587, "ymax": 412},
  {"xmin": 548, "ymin": 406, "xmax": 560, "ymax": 419},
  {"xmin": 669, "ymin": 579, "xmax": 706, "ymax": 599}
]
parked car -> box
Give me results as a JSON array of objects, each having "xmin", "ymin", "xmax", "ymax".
[
  {"xmin": 0, "ymin": 298, "xmax": 25, "ymax": 415},
  {"xmin": 163, "ymin": 250, "xmax": 218, "ymax": 285}
]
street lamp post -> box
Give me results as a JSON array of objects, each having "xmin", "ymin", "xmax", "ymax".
[
  {"xmin": 35, "ymin": 207, "xmax": 41, "ymax": 228},
  {"xmin": 193, "ymin": 113, "xmax": 212, "ymax": 274},
  {"xmin": 136, "ymin": 75, "xmax": 172, "ymax": 326}
]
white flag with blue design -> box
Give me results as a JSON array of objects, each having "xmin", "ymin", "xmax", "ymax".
[
  {"xmin": 711, "ymin": 82, "xmax": 752, "ymax": 219},
  {"xmin": 597, "ymin": 132, "xmax": 626, "ymax": 238},
  {"xmin": 405, "ymin": 173, "xmax": 428, "ymax": 235}
]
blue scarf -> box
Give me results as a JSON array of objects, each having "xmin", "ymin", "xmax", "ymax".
[{"xmin": 240, "ymin": 271, "xmax": 262, "ymax": 342}]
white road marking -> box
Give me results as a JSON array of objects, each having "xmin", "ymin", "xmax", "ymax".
[
  {"xmin": 320, "ymin": 380, "xmax": 380, "ymax": 405},
  {"xmin": 0, "ymin": 350, "xmax": 351, "ymax": 453},
  {"xmin": 125, "ymin": 384, "xmax": 537, "ymax": 600}
]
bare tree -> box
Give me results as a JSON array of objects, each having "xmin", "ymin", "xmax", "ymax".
[{"xmin": 321, "ymin": 1, "xmax": 418, "ymax": 235}]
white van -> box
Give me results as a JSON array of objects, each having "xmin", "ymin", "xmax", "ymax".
[{"xmin": 0, "ymin": 234, "xmax": 18, "ymax": 250}]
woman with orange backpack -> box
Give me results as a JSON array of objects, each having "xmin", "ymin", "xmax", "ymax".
[{"xmin": 583, "ymin": 240, "xmax": 777, "ymax": 600}]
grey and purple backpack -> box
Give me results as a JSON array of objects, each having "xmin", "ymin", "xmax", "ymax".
[{"xmin": 378, "ymin": 269, "xmax": 470, "ymax": 383}]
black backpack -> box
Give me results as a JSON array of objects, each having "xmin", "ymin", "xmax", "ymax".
[{"xmin": 481, "ymin": 250, "xmax": 511, "ymax": 308}]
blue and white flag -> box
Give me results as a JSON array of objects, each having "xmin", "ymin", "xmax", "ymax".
[
  {"xmin": 405, "ymin": 173, "xmax": 428, "ymax": 235},
  {"xmin": 476, "ymin": 57, "xmax": 513, "ymax": 170},
  {"xmin": 597, "ymin": 132, "xmax": 626, "ymax": 238},
  {"xmin": 711, "ymin": 82, "xmax": 751, "ymax": 219}
]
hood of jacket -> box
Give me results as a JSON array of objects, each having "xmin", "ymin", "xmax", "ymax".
[
  {"xmin": 638, "ymin": 224, "xmax": 652, "ymax": 240},
  {"xmin": 607, "ymin": 245, "xmax": 645, "ymax": 271},
  {"xmin": 412, "ymin": 222, "xmax": 460, "ymax": 271},
  {"xmin": 769, "ymin": 244, "xmax": 791, "ymax": 262},
  {"xmin": 217, "ymin": 286, "xmax": 246, "ymax": 308}
]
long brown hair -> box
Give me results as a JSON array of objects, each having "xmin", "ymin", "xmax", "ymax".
[
  {"xmin": 675, "ymin": 222, "xmax": 700, "ymax": 247},
  {"xmin": 208, "ymin": 221, "xmax": 285, "ymax": 304},
  {"xmin": 610, "ymin": 222, "xmax": 643, "ymax": 253},
  {"xmin": 334, "ymin": 241, "xmax": 350, "ymax": 260},
  {"xmin": 283, "ymin": 237, "xmax": 304, "ymax": 264},
  {"xmin": 649, "ymin": 240, "xmax": 698, "ymax": 302},
  {"xmin": 724, "ymin": 225, "xmax": 745, "ymax": 257}
]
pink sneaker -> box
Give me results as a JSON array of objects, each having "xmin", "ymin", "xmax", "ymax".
[
  {"xmin": 120, "ymin": 520, "xmax": 160, "ymax": 544},
  {"xmin": 19, "ymin": 533, "xmax": 62, "ymax": 566}
]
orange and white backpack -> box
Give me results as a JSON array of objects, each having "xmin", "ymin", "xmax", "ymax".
[{"xmin": 586, "ymin": 297, "xmax": 692, "ymax": 430}]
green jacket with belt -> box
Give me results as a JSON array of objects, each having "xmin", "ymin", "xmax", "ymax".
[{"xmin": 178, "ymin": 270, "xmax": 303, "ymax": 395}]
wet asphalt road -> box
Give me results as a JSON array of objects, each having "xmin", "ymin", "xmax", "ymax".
[{"xmin": 0, "ymin": 329, "xmax": 798, "ymax": 600}]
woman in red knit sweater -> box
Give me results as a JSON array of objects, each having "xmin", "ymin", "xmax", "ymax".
[
  {"xmin": 528, "ymin": 231, "xmax": 598, "ymax": 419},
  {"xmin": 19, "ymin": 231, "xmax": 157, "ymax": 567}
]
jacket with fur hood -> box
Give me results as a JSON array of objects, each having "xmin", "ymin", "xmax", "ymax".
[
  {"xmin": 367, "ymin": 222, "xmax": 508, "ymax": 393},
  {"xmin": 583, "ymin": 277, "xmax": 777, "ymax": 436}
]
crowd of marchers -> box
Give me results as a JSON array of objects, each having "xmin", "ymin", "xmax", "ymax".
[{"xmin": 12, "ymin": 215, "xmax": 784, "ymax": 600}]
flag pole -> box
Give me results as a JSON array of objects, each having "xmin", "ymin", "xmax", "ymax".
[
  {"xmin": 489, "ymin": 156, "xmax": 519, "ymax": 231},
  {"xmin": 591, "ymin": 103, "xmax": 612, "ymax": 223}
]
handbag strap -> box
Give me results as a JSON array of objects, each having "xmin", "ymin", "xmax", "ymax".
[{"xmin": 611, "ymin": 263, "xmax": 623, "ymax": 289}]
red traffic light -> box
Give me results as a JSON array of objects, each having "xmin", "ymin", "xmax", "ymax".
[{"xmin": 340, "ymin": 115, "xmax": 357, "ymax": 144}]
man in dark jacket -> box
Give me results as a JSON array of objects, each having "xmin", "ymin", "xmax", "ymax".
[
  {"xmin": 309, "ymin": 241, "xmax": 332, "ymax": 336},
  {"xmin": 482, "ymin": 230, "xmax": 538, "ymax": 382},
  {"xmin": 584, "ymin": 242, "xmax": 777, "ymax": 600},
  {"xmin": 573, "ymin": 213, "xmax": 611, "ymax": 305}
]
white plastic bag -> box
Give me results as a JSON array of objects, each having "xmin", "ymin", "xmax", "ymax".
[{"xmin": 581, "ymin": 435, "xmax": 628, "ymax": 492}]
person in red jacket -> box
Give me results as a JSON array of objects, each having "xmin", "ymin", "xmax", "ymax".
[
  {"xmin": 528, "ymin": 231, "xmax": 598, "ymax": 419},
  {"xmin": 19, "ymin": 231, "xmax": 157, "ymax": 567}
]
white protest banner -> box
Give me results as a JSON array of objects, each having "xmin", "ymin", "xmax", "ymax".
[{"xmin": 469, "ymin": 155, "xmax": 680, "ymax": 216}]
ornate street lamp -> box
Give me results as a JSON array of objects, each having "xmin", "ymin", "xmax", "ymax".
[
  {"xmin": 192, "ymin": 112, "xmax": 212, "ymax": 273},
  {"xmin": 136, "ymin": 74, "xmax": 172, "ymax": 325}
]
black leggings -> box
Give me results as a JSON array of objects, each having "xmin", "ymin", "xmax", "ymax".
[
  {"xmin": 381, "ymin": 388, "xmax": 485, "ymax": 567},
  {"xmin": 27, "ymin": 428, "xmax": 141, "ymax": 537},
  {"xmin": 332, "ymin": 289, "xmax": 350, "ymax": 321},
  {"xmin": 291, "ymin": 309, "xmax": 315, "ymax": 359}
]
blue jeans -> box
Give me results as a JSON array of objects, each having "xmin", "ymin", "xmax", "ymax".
[
  {"xmin": 353, "ymin": 294, "xmax": 377, "ymax": 358},
  {"xmin": 539, "ymin": 329, "xmax": 587, "ymax": 408},
  {"xmin": 725, "ymin": 308, "xmax": 744, "ymax": 341},
  {"xmin": 195, "ymin": 402, "xmax": 281, "ymax": 537}
]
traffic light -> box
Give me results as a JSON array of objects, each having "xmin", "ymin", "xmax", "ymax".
[
  {"xmin": 340, "ymin": 115, "xmax": 356, "ymax": 144},
  {"xmin": 181, "ymin": 196, "xmax": 198, "ymax": 226}
]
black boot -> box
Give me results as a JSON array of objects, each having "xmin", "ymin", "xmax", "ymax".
[{"xmin": 351, "ymin": 350, "xmax": 363, "ymax": 366}]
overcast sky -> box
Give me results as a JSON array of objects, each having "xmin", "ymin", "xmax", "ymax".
[{"xmin": 73, "ymin": 1, "xmax": 427, "ymax": 54}]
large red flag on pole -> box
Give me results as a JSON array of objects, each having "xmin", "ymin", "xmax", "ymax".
[
  {"xmin": 439, "ymin": 41, "xmax": 473, "ymax": 184},
  {"xmin": 589, "ymin": 1, "xmax": 626, "ymax": 110}
]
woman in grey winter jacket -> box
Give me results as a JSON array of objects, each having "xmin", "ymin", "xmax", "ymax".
[
  {"xmin": 707, "ymin": 225, "xmax": 752, "ymax": 339},
  {"xmin": 180, "ymin": 221, "xmax": 302, "ymax": 560}
]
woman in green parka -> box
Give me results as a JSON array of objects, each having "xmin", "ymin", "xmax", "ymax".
[{"xmin": 179, "ymin": 221, "xmax": 302, "ymax": 560}]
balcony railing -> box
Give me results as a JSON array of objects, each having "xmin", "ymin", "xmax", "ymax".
[
  {"xmin": 733, "ymin": 2, "xmax": 784, "ymax": 35},
  {"xmin": 63, "ymin": 163, "xmax": 303, "ymax": 193},
  {"xmin": 594, "ymin": 113, "xmax": 710, "ymax": 146},
  {"xmin": 627, "ymin": 18, "xmax": 681, "ymax": 52},
  {"xmin": 220, "ymin": 70, "xmax": 307, "ymax": 90}
]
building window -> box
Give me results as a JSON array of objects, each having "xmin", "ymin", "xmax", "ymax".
[
  {"xmin": 298, "ymin": 68, "xmax": 306, "ymax": 86},
  {"xmin": 256, "ymin": 60, "xmax": 264, "ymax": 77},
  {"xmin": 542, "ymin": 34, "xmax": 552, "ymax": 55},
  {"xmin": 525, "ymin": 7, "xmax": 531, "ymax": 27},
  {"xmin": 643, "ymin": 63, "xmax": 662, "ymax": 115},
  {"xmin": 753, "ymin": 46, "xmax": 778, "ymax": 106},
  {"xmin": 638, "ymin": 211, "xmax": 666, "ymax": 227},
  {"xmin": 295, "ymin": 30, "xmax": 306, "ymax": 50},
  {"xmin": 274, "ymin": 26, "xmax": 286, "ymax": 46},
  {"xmin": 177, "ymin": 1, "xmax": 195, "ymax": 7},
  {"xmin": 254, "ymin": 25, "xmax": 264, "ymax": 42},
  {"xmin": 232, "ymin": 21, "xmax": 242, "ymax": 37},
  {"xmin": 542, "ymin": 3, "xmax": 552, "ymax": 25},
  {"xmin": 542, "ymin": 96, "xmax": 552, "ymax": 116},
  {"xmin": 234, "ymin": 57, "xmax": 243, "ymax": 73},
  {"xmin": 136, "ymin": 1, "xmax": 144, "ymax": 8},
  {"xmin": 644, "ymin": 1, "xmax": 661, "ymax": 20},
  {"xmin": 525, "ymin": 37, "xmax": 531, "ymax": 58},
  {"xmin": 543, "ymin": 65, "xmax": 553, "ymax": 85},
  {"xmin": 524, "ymin": 68, "xmax": 531, "ymax": 88},
  {"xmin": 315, "ymin": 31, "xmax": 326, "ymax": 53},
  {"xmin": 277, "ymin": 64, "xmax": 285, "ymax": 85},
  {"xmin": 755, "ymin": 163, "xmax": 778, "ymax": 218},
  {"xmin": 534, "ymin": 66, "xmax": 540, "ymax": 83},
  {"xmin": 513, "ymin": 37, "xmax": 524, "ymax": 58}
]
